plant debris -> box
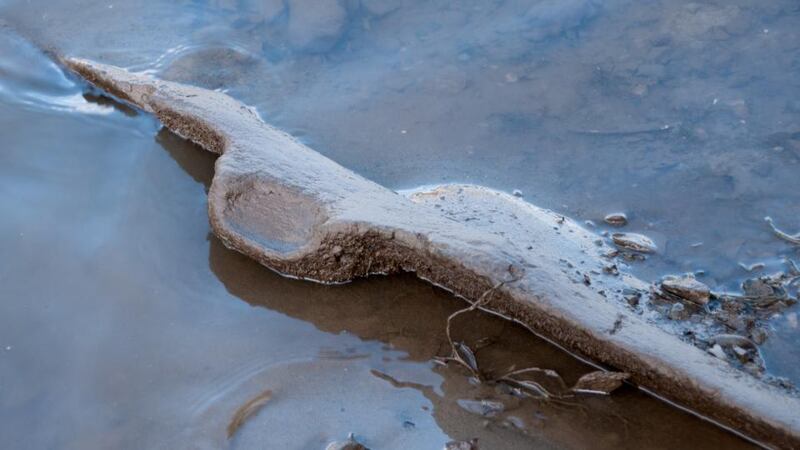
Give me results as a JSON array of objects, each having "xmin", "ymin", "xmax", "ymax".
[
  {"xmin": 457, "ymin": 399, "xmax": 505, "ymax": 418},
  {"xmin": 435, "ymin": 267, "xmax": 632, "ymax": 406},
  {"xmin": 496, "ymin": 366, "xmax": 570, "ymax": 400},
  {"xmin": 611, "ymin": 232, "xmax": 657, "ymax": 253},
  {"xmin": 227, "ymin": 388, "xmax": 273, "ymax": 439},
  {"xmin": 739, "ymin": 262, "xmax": 765, "ymax": 272},
  {"xmin": 717, "ymin": 274, "xmax": 797, "ymax": 311},
  {"xmin": 707, "ymin": 334, "xmax": 766, "ymax": 376},
  {"xmin": 668, "ymin": 302, "xmax": 687, "ymax": 320},
  {"xmin": 647, "ymin": 254, "xmax": 800, "ymax": 356},
  {"xmin": 570, "ymin": 124, "xmax": 673, "ymax": 136},
  {"xmin": 444, "ymin": 438, "xmax": 479, "ymax": 450},
  {"xmin": 454, "ymin": 341, "xmax": 480, "ymax": 375},
  {"xmin": 660, "ymin": 275, "xmax": 710, "ymax": 305},
  {"xmin": 765, "ymin": 216, "xmax": 800, "ymax": 245},
  {"xmin": 571, "ymin": 371, "xmax": 630, "ymax": 395},
  {"xmin": 437, "ymin": 269, "xmax": 522, "ymax": 380}
]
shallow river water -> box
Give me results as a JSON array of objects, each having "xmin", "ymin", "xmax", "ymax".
[
  {"xmin": 3, "ymin": 0, "xmax": 798, "ymax": 381},
  {"xmin": 0, "ymin": 30, "xmax": 758, "ymax": 450},
  {"xmin": 0, "ymin": 1, "xmax": 798, "ymax": 448}
]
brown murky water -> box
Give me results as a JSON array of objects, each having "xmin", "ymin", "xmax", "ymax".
[{"xmin": 0, "ymin": 29, "xmax": 759, "ymax": 449}]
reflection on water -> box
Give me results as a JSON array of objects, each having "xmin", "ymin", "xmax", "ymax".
[
  {"xmin": 0, "ymin": 29, "xmax": 758, "ymax": 449},
  {"xmin": 0, "ymin": 33, "xmax": 109, "ymax": 115}
]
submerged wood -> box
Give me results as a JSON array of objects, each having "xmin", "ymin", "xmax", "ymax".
[
  {"xmin": 63, "ymin": 58, "xmax": 800, "ymax": 449},
  {"xmin": 227, "ymin": 389, "xmax": 273, "ymax": 439}
]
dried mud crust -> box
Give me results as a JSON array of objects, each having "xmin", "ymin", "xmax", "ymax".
[{"xmin": 62, "ymin": 57, "xmax": 800, "ymax": 449}]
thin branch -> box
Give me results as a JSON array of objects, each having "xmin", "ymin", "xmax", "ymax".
[
  {"xmin": 765, "ymin": 217, "xmax": 800, "ymax": 245},
  {"xmin": 440, "ymin": 270, "xmax": 523, "ymax": 379}
]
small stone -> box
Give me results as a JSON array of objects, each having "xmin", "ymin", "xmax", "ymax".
[
  {"xmin": 714, "ymin": 311, "xmax": 746, "ymax": 333},
  {"xmin": 611, "ymin": 233, "xmax": 657, "ymax": 253},
  {"xmin": 571, "ymin": 371, "xmax": 629, "ymax": 394},
  {"xmin": 512, "ymin": 189, "xmax": 523, "ymax": 197},
  {"xmin": 743, "ymin": 362, "xmax": 764, "ymax": 377},
  {"xmin": 457, "ymin": 399, "xmax": 504, "ymax": 418},
  {"xmin": 444, "ymin": 438, "xmax": 479, "ymax": 450},
  {"xmin": 623, "ymin": 289, "xmax": 641, "ymax": 307},
  {"xmin": 661, "ymin": 275, "xmax": 710, "ymax": 305},
  {"xmin": 604, "ymin": 213, "xmax": 628, "ymax": 227},
  {"xmin": 621, "ymin": 251, "xmax": 646, "ymax": 262},
  {"xmin": 732, "ymin": 346, "xmax": 750, "ymax": 363},
  {"xmin": 767, "ymin": 376, "xmax": 794, "ymax": 390},
  {"xmin": 669, "ymin": 303, "xmax": 686, "ymax": 320},
  {"xmin": 742, "ymin": 278, "xmax": 785, "ymax": 299},
  {"xmin": 603, "ymin": 264, "xmax": 619, "ymax": 275},
  {"xmin": 504, "ymin": 416, "xmax": 525, "ymax": 430},
  {"xmin": 708, "ymin": 344, "xmax": 727, "ymax": 360}
]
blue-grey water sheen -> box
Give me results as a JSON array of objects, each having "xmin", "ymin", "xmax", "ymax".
[
  {"xmin": 0, "ymin": 0, "xmax": 797, "ymax": 447},
  {"xmin": 4, "ymin": 0, "xmax": 800, "ymax": 279},
  {"xmin": 3, "ymin": 2, "xmax": 797, "ymax": 370},
  {"xmin": 0, "ymin": 29, "xmax": 758, "ymax": 449}
]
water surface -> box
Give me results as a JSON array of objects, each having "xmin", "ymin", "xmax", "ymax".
[
  {"xmin": 3, "ymin": 0, "xmax": 797, "ymax": 383},
  {"xmin": 0, "ymin": 29, "xmax": 759, "ymax": 449}
]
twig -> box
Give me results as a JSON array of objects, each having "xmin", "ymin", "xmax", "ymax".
[
  {"xmin": 498, "ymin": 376, "xmax": 556, "ymax": 399},
  {"xmin": 497, "ymin": 366, "xmax": 569, "ymax": 392},
  {"xmin": 765, "ymin": 217, "xmax": 800, "ymax": 245},
  {"xmin": 569, "ymin": 124, "xmax": 673, "ymax": 137},
  {"xmin": 227, "ymin": 389, "xmax": 273, "ymax": 439},
  {"xmin": 440, "ymin": 270, "xmax": 522, "ymax": 379},
  {"xmin": 495, "ymin": 366, "xmax": 573, "ymax": 401}
]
